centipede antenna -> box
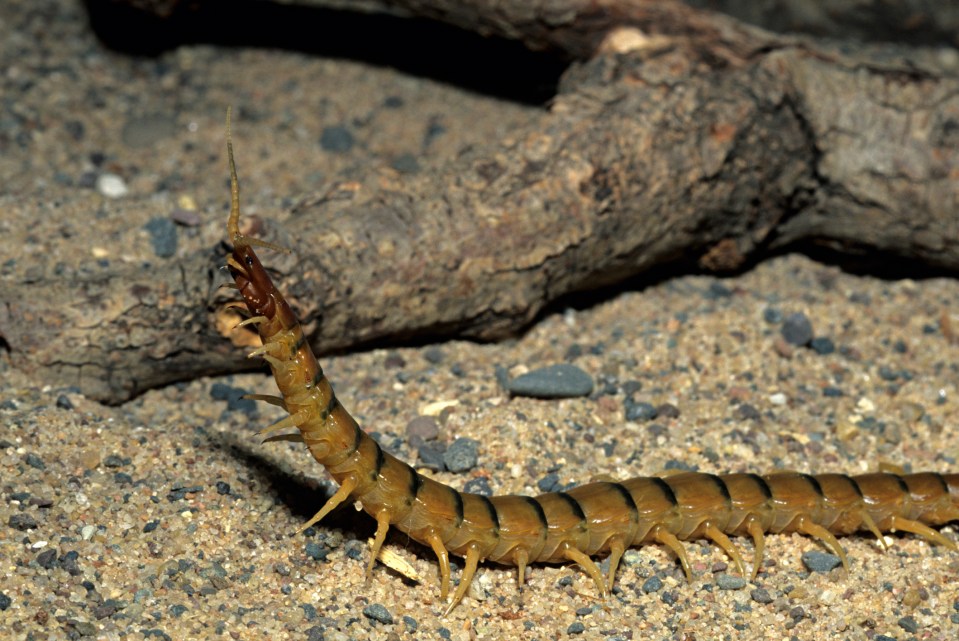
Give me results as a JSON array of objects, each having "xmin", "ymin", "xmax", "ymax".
[{"xmin": 225, "ymin": 106, "xmax": 291, "ymax": 254}]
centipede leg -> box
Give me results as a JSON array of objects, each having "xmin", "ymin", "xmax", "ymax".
[
  {"xmin": 605, "ymin": 536, "xmax": 627, "ymax": 592},
  {"xmin": 295, "ymin": 474, "xmax": 358, "ymax": 534},
  {"xmin": 703, "ymin": 523, "xmax": 747, "ymax": 577},
  {"xmin": 367, "ymin": 510, "xmax": 391, "ymax": 577},
  {"xmin": 562, "ymin": 545, "xmax": 608, "ymax": 596},
  {"xmin": 235, "ymin": 315, "xmax": 269, "ymax": 329},
  {"xmin": 745, "ymin": 517, "xmax": 766, "ymax": 580},
  {"xmin": 653, "ymin": 527, "xmax": 693, "ymax": 581},
  {"xmin": 426, "ymin": 531, "xmax": 451, "ymax": 599},
  {"xmin": 888, "ymin": 516, "xmax": 959, "ymax": 550},
  {"xmin": 795, "ymin": 517, "xmax": 849, "ymax": 569},
  {"xmin": 258, "ymin": 410, "xmax": 308, "ymax": 437},
  {"xmin": 445, "ymin": 544, "xmax": 482, "ymax": 615},
  {"xmin": 860, "ymin": 512, "xmax": 888, "ymax": 551},
  {"xmin": 514, "ymin": 548, "xmax": 529, "ymax": 589}
]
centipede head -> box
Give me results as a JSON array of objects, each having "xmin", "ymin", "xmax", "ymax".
[{"xmin": 225, "ymin": 106, "xmax": 290, "ymax": 320}]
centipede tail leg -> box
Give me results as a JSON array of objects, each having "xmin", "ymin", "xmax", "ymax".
[
  {"xmin": 295, "ymin": 475, "xmax": 359, "ymax": 535},
  {"xmin": 795, "ymin": 518, "xmax": 849, "ymax": 569},
  {"xmin": 888, "ymin": 516, "xmax": 959, "ymax": 549}
]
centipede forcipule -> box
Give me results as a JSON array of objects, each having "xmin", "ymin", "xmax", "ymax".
[{"xmin": 219, "ymin": 110, "xmax": 959, "ymax": 614}]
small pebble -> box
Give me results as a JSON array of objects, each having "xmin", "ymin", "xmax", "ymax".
[
  {"xmin": 143, "ymin": 520, "xmax": 159, "ymax": 533},
  {"xmin": 763, "ymin": 307, "xmax": 783, "ymax": 323},
  {"xmin": 36, "ymin": 548, "xmax": 58, "ymax": 569},
  {"xmin": 96, "ymin": 173, "xmax": 129, "ymax": 198},
  {"xmin": 416, "ymin": 442, "xmax": 446, "ymax": 470},
  {"xmin": 781, "ymin": 312, "xmax": 813, "ymax": 346},
  {"xmin": 443, "ymin": 437, "xmax": 479, "ymax": 473},
  {"xmin": 402, "ymin": 615, "xmax": 418, "ymax": 631},
  {"xmin": 0, "ymin": 593, "xmax": 11, "ymax": 610},
  {"xmin": 898, "ymin": 615, "xmax": 918, "ymax": 633},
  {"xmin": 537, "ymin": 472, "xmax": 561, "ymax": 493},
  {"xmin": 59, "ymin": 550, "xmax": 81, "ymax": 575},
  {"xmin": 810, "ymin": 336, "xmax": 835, "ymax": 354},
  {"xmin": 567, "ymin": 622, "xmax": 585, "ymax": 635},
  {"xmin": 406, "ymin": 416, "xmax": 440, "ymax": 442},
  {"xmin": 624, "ymin": 400, "xmax": 658, "ymax": 422},
  {"xmin": 716, "ymin": 574, "xmax": 746, "ymax": 590},
  {"xmin": 81, "ymin": 525, "xmax": 96, "ymax": 540},
  {"xmin": 801, "ymin": 550, "xmax": 842, "ymax": 573},
  {"xmin": 641, "ymin": 576, "xmax": 663, "ymax": 593},
  {"xmin": 300, "ymin": 603, "xmax": 318, "ymax": 621},
  {"xmin": 390, "ymin": 152, "xmax": 420, "ymax": 174},
  {"xmin": 170, "ymin": 208, "xmax": 202, "ymax": 226},
  {"xmin": 215, "ymin": 481, "xmax": 231, "ymax": 495},
  {"xmin": 319, "ymin": 125, "xmax": 354, "ymax": 153},
  {"xmin": 304, "ymin": 541, "xmax": 328, "ymax": 561},
  {"xmin": 750, "ymin": 588, "xmax": 774, "ymax": 604},
  {"xmin": 463, "ymin": 477, "xmax": 493, "ymax": 496},
  {"xmin": 9, "ymin": 513, "xmax": 38, "ymax": 531},
  {"xmin": 506, "ymin": 364, "xmax": 593, "ymax": 398},
  {"xmin": 362, "ymin": 603, "xmax": 393, "ymax": 624},
  {"xmin": 737, "ymin": 403, "xmax": 762, "ymax": 421},
  {"xmin": 704, "ymin": 281, "xmax": 732, "ymax": 299},
  {"xmin": 144, "ymin": 217, "xmax": 177, "ymax": 258},
  {"xmin": 24, "ymin": 452, "xmax": 45, "ymax": 469},
  {"xmin": 103, "ymin": 454, "xmax": 126, "ymax": 468}
]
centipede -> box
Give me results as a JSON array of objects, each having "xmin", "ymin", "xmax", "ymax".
[{"xmin": 219, "ymin": 109, "xmax": 959, "ymax": 614}]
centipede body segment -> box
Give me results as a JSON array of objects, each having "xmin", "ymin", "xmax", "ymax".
[{"xmin": 220, "ymin": 110, "xmax": 959, "ymax": 614}]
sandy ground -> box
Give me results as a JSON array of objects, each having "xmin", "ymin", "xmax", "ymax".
[{"xmin": 2, "ymin": 1, "xmax": 958, "ymax": 640}]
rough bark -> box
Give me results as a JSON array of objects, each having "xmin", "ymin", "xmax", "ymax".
[
  {"xmin": 4, "ymin": 1, "xmax": 958, "ymax": 404},
  {"xmin": 95, "ymin": 0, "xmax": 959, "ymax": 52}
]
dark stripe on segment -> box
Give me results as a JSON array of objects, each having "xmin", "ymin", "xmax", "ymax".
[
  {"xmin": 292, "ymin": 332, "xmax": 306, "ymax": 355},
  {"xmin": 749, "ymin": 473, "xmax": 773, "ymax": 500},
  {"xmin": 802, "ymin": 473, "xmax": 825, "ymax": 498},
  {"xmin": 707, "ymin": 474, "xmax": 732, "ymax": 506},
  {"xmin": 610, "ymin": 482, "xmax": 640, "ymax": 523},
  {"xmin": 371, "ymin": 440, "xmax": 385, "ymax": 479},
  {"xmin": 842, "ymin": 474, "xmax": 865, "ymax": 498},
  {"xmin": 652, "ymin": 477, "xmax": 679, "ymax": 507},
  {"xmin": 344, "ymin": 422, "xmax": 362, "ymax": 457},
  {"xmin": 931, "ymin": 472, "xmax": 950, "ymax": 494},
  {"xmin": 409, "ymin": 469, "xmax": 423, "ymax": 499},
  {"xmin": 451, "ymin": 488, "xmax": 464, "ymax": 527},
  {"xmin": 311, "ymin": 368, "xmax": 324, "ymax": 389},
  {"xmin": 557, "ymin": 492, "xmax": 588, "ymax": 523},
  {"xmin": 478, "ymin": 495, "xmax": 501, "ymax": 535},
  {"xmin": 892, "ymin": 473, "xmax": 910, "ymax": 494},
  {"xmin": 524, "ymin": 496, "xmax": 549, "ymax": 530}
]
